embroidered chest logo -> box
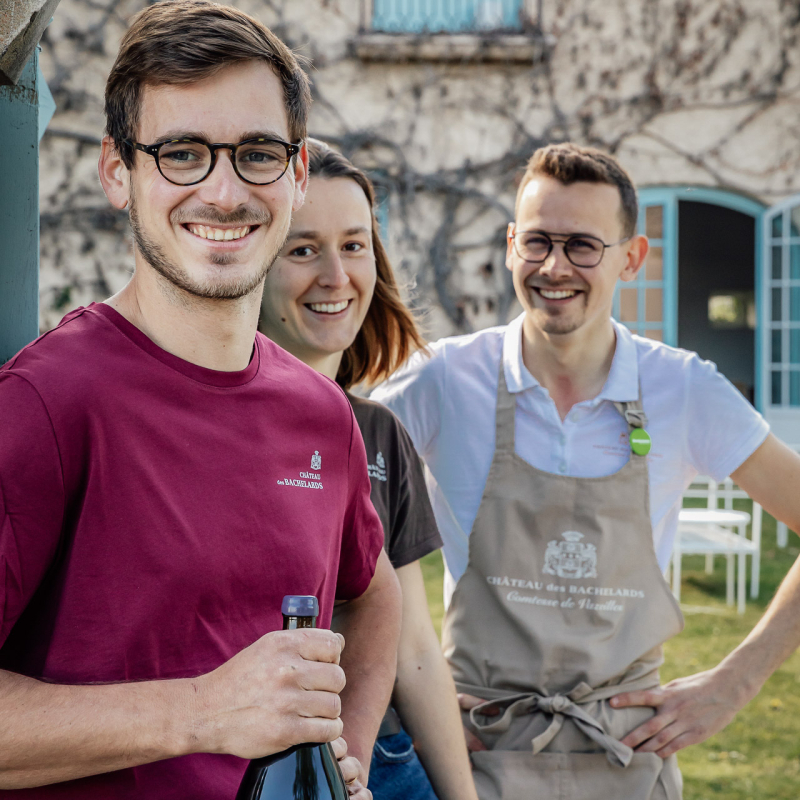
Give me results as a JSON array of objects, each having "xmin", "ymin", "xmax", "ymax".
[
  {"xmin": 368, "ymin": 451, "xmax": 387, "ymax": 482},
  {"xmin": 542, "ymin": 531, "xmax": 598, "ymax": 580},
  {"xmin": 276, "ymin": 451, "xmax": 324, "ymax": 490}
]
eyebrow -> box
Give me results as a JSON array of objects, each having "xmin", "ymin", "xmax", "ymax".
[
  {"xmin": 287, "ymin": 226, "xmax": 371, "ymax": 241},
  {"xmin": 152, "ymin": 128, "xmax": 290, "ymax": 144}
]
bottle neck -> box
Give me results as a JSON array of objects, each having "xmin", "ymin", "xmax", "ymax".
[{"xmin": 283, "ymin": 615, "xmax": 317, "ymax": 630}]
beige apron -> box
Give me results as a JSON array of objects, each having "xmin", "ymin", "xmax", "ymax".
[{"xmin": 442, "ymin": 365, "xmax": 685, "ymax": 800}]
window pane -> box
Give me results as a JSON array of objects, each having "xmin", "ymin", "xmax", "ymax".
[
  {"xmin": 772, "ymin": 287, "xmax": 782, "ymax": 321},
  {"xmin": 792, "ymin": 245, "xmax": 800, "ymax": 280},
  {"xmin": 620, "ymin": 288, "xmax": 637, "ymax": 322},
  {"xmin": 773, "ymin": 329, "xmax": 783, "ymax": 363},
  {"xmin": 645, "ymin": 329, "xmax": 663, "ymax": 341},
  {"xmin": 791, "ymin": 372, "xmax": 800, "ymax": 406},
  {"xmin": 792, "ymin": 287, "xmax": 800, "ymax": 321},
  {"xmin": 772, "ymin": 371, "xmax": 783, "ymax": 405},
  {"xmin": 791, "ymin": 330, "xmax": 800, "ymax": 364},
  {"xmin": 373, "ymin": 0, "xmax": 523, "ymax": 32},
  {"xmin": 772, "ymin": 213, "xmax": 783, "ymax": 238},
  {"xmin": 645, "ymin": 246, "xmax": 663, "ymax": 281},
  {"xmin": 645, "ymin": 288, "xmax": 662, "ymax": 322},
  {"xmin": 792, "ymin": 206, "xmax": 800, "ymax": 238},
  {"xmin": 645, "ymin": 206, "xmax": 663, "ymax": 239},
  {"xmin": 772, "ymin": 245, "xmax": 783, "ymax": 280}
]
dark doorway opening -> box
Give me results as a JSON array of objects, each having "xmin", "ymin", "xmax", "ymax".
[{"xmin": 678, "ymin": 201, "xmax": 756, "ymax": 403}]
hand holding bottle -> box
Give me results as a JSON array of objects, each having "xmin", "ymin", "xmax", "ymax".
[
  {"xmin": 330, "ymin": 736, "xmax": 370, "ymax": 799},
  {"xmin": 191, "ymin": 625, "xmax": 347, "ymax": 760}
]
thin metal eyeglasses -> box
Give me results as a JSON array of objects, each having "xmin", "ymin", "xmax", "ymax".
[
  {"xmin": 124, "ymin": 136, "xmax": 302, "ymax": 187},
  {"xmin": 510, "ymin": 229, "xmax": 631, "ymax": 268}
]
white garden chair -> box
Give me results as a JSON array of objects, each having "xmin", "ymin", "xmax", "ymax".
[{"xmin": 671, "ymin": 477, "xmax": 761, "ymax": 615}]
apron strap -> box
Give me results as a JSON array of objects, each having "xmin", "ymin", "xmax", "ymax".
[
  {"xmin": 494, "ymin": 359, "xmax": 517, "ymax": 455},
  {"xmin": 613, "ymin": 388, "xmax": 648, "ymax": 431}
]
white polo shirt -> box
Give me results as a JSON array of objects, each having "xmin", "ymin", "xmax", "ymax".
[{"xmin": 371, "ymin": 314, "xmax": 770, "ymax": 608}]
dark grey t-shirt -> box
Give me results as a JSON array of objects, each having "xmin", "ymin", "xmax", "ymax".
[{"xmin": 347, "ymin": 393, "xmax": 442, "ymax": 568}]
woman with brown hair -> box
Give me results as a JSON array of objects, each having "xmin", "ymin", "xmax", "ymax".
[{"xmin": 261, "ymin": 139, "xmax": 478, "ymax": 800}]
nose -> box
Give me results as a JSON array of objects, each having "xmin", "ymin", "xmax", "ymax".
[
  {"xmin": 193, "ymin": 150, "xmax": 250, "ymax": 212},
  {"xmin": 318, "ymin": 250, "xmax": 349, "ymax": 290},
  {"xmin": 538, "ymin": 242, "xmax": 574, "ymax": 280}
]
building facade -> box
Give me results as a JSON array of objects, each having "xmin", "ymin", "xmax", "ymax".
[{"xmin": 38, "ymin": 0, "xmax": 800, "ymax": 437}]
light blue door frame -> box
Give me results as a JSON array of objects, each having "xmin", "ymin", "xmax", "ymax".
[
  {"xmin": 0, "ymin": 50, "xmax": 55, "ymax": 364},
  {"xmin": 615, "ymin": 187, "xmax": 765, "ymax": 407},
  {"xmin": 0, "ymin": 52, "xmax": 41, "ymax": 364}
]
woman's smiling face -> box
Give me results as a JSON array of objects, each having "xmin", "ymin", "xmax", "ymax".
[{"xmin": 261, "ymin": 176, "xmax": 377, "ymax": 368}]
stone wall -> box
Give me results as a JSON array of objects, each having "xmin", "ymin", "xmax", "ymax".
[{"xmin": 38, "ymin": 0, "xmax": 800, "ymax": 337}]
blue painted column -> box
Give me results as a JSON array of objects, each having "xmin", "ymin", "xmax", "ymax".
[{"xmin": 0, "ymin": 51, "xmax": 39, "ymax": 364}]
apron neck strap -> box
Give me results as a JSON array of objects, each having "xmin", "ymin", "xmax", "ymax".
[
  {"xmin": 612, "ymin": 390, "xmax": 648, "ymax": 431},
  {"xmin": 495, "ymin": 360, "xmax": 517, "ymax": 454}
]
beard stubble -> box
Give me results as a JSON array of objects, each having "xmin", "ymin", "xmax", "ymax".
[{"xmin": 128, "ymin": 192, "xmax": 287, "ymax": 301}]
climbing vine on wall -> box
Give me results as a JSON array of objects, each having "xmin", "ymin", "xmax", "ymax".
[{"xmin": 37, "ymin": 0, "xmax": 800, "ymax": 336}]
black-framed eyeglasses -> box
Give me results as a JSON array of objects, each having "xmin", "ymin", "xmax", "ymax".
[
  {"xmin": 510, "ymin": 230, "xmax": 631, "ymax": 268},
  {"xmin": 124, "ymin": 137, "xmax": 302, "ymax": 186}
]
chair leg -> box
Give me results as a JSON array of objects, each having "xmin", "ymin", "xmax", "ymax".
[
  {"xmin": 672, "ymin": 551, "xmax": 682, "ymax": 603},
  {"xmin": 704, "ymin": 553, "xmax": 713, "ymax": 574},
  {"xmin": 737, "ymin": 553, "xmax": 746, "ymax": 615},
  {"xmin": 726, "ymin": 554, "xmax": 734, "ymax": 606},
  {"xmin": 778, "ymin": 521, "xmax": 788, "ymax": 548}
]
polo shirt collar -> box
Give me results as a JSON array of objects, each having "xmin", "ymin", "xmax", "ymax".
[{"xmin": 502, "ymin": 313, "xmax": 639, "ymax": 403}]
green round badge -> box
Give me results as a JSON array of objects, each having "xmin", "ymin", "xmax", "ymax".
[{"xmin": 630, "ymin": 428, "xmax": 652, "ymax": 456}]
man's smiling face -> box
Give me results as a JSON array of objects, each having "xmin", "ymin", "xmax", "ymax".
[
  {"xmin": 126, "ymin": 60, "xmax": 305, "ymax": 300},
  {"xmin": 507, "ymin": 175, "xmax": 641, "ymax": 337}
]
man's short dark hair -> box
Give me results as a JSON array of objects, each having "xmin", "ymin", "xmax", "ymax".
[
  {"xmin": 515, "ymin": 143, "xmax": 638, "ymax": 237},
  {"xmin": 105, "ymin": 0, "xmax": 311, "ymax": 169}
]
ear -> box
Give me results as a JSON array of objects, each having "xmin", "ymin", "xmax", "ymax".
[
  {"xmin": 505, "ymin": 222, "xmax": 516, "ymax": 273},
  {"xmin": 98, "ymin": 136, "xmax": 131, "ymax": 211},
  {"xmin": 619, "ymin": 234, "xmax": 648, "ymax": 283},
  {"xmin": 291, "ymin": 140, "xmax": 309, "ymax": 212}
]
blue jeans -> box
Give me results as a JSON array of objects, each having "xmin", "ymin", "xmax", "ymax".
[{"xmin": 368, "ymin": 729, "xmax": 439, "ymax": 800}]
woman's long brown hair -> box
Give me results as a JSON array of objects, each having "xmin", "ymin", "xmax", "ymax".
[{"xmin": 304, "ymin": 139, "xmax": 426, "ymax": 389}]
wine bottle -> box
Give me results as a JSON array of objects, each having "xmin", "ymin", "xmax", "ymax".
[{"xmin": 236, "ymin": 595, "xmax": 349, "ymax": 800}]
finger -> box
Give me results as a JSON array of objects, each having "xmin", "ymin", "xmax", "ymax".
[
  {"xmin": 635, "ymin": 720, "xmax": 685, "ymax": 754},
  {"xmin": 464, "ymin": 726, "xmax": 487, "ymax": 752},
  {"xmin": 293, "ymin": 715, "xmax": 344, "ymax": 745},
  {"xmin": 347, "ymin": 780, "xmax": 371, "ymax": 799},
  {"xmin": 610, "ymin": 689, "xmax": 665, "ymax": 710},
  {"xmin": 295, "ymin": 661, "xmax": 347, "ymax": 695},
  {"xmin": 337, "ymin": 755, "xmax": 361, "ymax": 785},
  {"xmin": 330, "ymin": 736, "xmax": 348, "ymax": 760},
  {"xmin": 458, "ymin": 693, "xmax": 488, "ymax": 711},
  {"xmin": 620, "ymin": 711, "xmax": 676, "ymax": 749},
  {"xmin": 292, "ymin": 629, "xmax": 345, "ymax": 664},
  {"xmin": 656, "ymin": 730, "xmax": 697, "ymax": 759},
  {"xmin": 295, "ymin": 688, "xmax": 342, "ymax": 721}
]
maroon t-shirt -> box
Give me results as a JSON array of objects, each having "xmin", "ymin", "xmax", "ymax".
[{"xmin": 0, "ymin": 303, "xmax": 383, "ymax": 799}]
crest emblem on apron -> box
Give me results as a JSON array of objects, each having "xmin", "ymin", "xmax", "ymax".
[
  {"xmin": 543, "ymin": 531, "xmax": 598, "ymax": 579},
  {"xmin": 311, "ymin": 450, "xmax": 322, "ymax": 471}
]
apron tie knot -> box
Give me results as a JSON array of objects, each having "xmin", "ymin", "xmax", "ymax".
[
  {"xmin": 469, "ymin": 691, "xmax": 635, "ymax": 769},
  {"xmin": 536, "ymin": 694, "xmax": 569, "ymax": 714}
]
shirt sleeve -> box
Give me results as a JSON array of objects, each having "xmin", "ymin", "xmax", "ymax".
[
  {"xmin": 335, "ymin": 406, "xmax": 385, "ymax": 600},
  {"xmin": 684, "ymin": 354, "xmax": 770, "ymax": 481},
  {"xmin": 370, "ymin": 345, "xmax": 445, "ymax": 460},
  {"xmin": 386, "ymin": 417, "xmax": 442, "ymax": 569},
  {"xmin": 0, "ymin": 373, "xmax": 65, "ymax": 649}
]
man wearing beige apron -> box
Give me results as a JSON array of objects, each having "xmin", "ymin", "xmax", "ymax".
[{"xmin": 374, "ymin": 143, "xmax": 800, "ymax": 798}]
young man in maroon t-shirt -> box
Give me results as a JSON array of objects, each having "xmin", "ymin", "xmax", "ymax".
[{"xmin": 0, "ymin": 2, "xmax": 400, "ymax": 797}]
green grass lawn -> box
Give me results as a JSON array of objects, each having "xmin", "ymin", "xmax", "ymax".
[{"xmin": 420, "ymin": 504, "xmax": 800, "ymax": 800}]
